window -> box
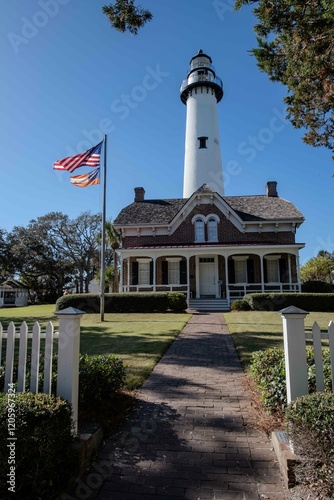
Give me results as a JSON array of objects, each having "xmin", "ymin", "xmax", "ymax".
[
  {"xmin": 266, "ymin": 259, "xmax": 280, "ymax": 283},
  {"xmin": 195, "ymin": 218, "xmax": 205, "ymax": 242},
  {"xmin": 138, "ymin": 261, "xmax": 151, "ymax": 285},
  {"xmin": 207, "ymin": 218, "xmax": 218, "ymax": 242},
  {"xmin": 198, "ymin": 136, "xmax": 208, "ymax": 149},
  {"xmin": 168, "ymin": 261, "xmax": 180, "ymax": 284},
  {"xmin": 232, "ymin": 256, "xmax": 249, "ymax": 283},
  {"xmin": 234, "ymin": 260, "xmax": 247, "ymax": 283}
]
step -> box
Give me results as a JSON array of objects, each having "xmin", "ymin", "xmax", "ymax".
[{"xmin": 188, "ymin": 299, "xmax": 230, "ymax": 311}]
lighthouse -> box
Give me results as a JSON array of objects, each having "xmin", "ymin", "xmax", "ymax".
[{"xmin": 181, "ymin": 50, "xmax": 224, "ymax": 198}]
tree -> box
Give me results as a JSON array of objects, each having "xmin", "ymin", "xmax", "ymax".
[
  {"xmin": 102, "ymin": 0, "xmax": 152, "ymax": 35},
  {"xmin": 300, "ymin": 251, "xmax": 334, "ymax": 283},
  {"xmin": 8, "ymin": 212, "xmax": 102, "ymax": 302},
  {"xmin": 235, "ymin": 0, "xmax": 334, "ymax": 159},
  {"xmin": 97, "ymin": 221, "xmax": 122, "ymax": 292}
]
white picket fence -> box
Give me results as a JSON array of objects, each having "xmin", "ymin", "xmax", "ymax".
[
  {"xmin": 280, "ymin": 306, "xmax": 334, "ymax": 404},
  {"xmin": 0, "ymin": 307, "xmax": 84, "ymax": 433}
]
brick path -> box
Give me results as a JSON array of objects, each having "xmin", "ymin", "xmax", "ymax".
[{"xmin": 78, "ymin": 313, "xmax": 287, "ymax": 500}]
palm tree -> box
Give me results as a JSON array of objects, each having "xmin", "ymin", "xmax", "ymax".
[{"xmin": 97, "ymin": 221, "xmax": 122, "ymax": 293}]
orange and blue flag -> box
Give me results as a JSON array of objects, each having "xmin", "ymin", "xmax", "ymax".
[{"xmin": 70, "ymin": 168, "xmax": 100, "ymax": 188}]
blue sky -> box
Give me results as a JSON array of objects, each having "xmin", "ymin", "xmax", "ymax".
[{"xmin": 1, "ymin": 0, "xmax": 333, "ymax": 264}]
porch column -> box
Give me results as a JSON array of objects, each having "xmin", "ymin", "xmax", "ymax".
[
  {"xmin": 195, "ymin": 256, "xmax": 200, "ymax": 298},
  {"xmin": 127, "ymin": 258, "xmax": 130, "ymax": 292},
  {"xmin": 296, "ymin": 254, "xmax": 301, "ymax": 292},
  {"xmin": 288, "ymin": 254, "xmax": 292, "ymax": 290},
  {"xmin": 260, "ymin": 255, "xmax": 265, "ymax": 292},
  {"xmin": 225, "ymin": 254, "xmax": 230, "ymax": 304},
  {"xmin": 119, "ymin": 255, "xmax": 123, "ymax": 293},
  {"xmin": 153, "ymin": 256, "xmax": 157, "ymax": 292},
  {"xmin": 186, "ymin": 255, "xmax": 190, "ymax": 302}
]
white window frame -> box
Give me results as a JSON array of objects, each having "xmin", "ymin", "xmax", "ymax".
[
  {"xmin": 137, "ymin": 258, "xmax": 152, "ymax": 285},
  {"xmin": 265, "ymin": 255, "xmax": 281, "ymax": 283},
  {"xmin": 194, "ymin": 217, "xmax": 205, "ymax": 243},
  {"xmin": 207, "ymin": 217, "xmax": 218, "ymax": 242}
]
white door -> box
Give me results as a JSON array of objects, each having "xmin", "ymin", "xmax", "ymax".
[{"xmin": 199, "ymin": 260, "xmax": 216, "ymax": 296}]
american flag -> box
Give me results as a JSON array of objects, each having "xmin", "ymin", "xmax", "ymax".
[
  {"xmin": 70, "ymin": 168, "xmax": 100, "ymax": 188},
  {"xmin": 54, "ymin": 141, "xmax": 102, "ymax": 172}
]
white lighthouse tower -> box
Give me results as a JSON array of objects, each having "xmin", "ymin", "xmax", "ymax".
[{"xmin": 181, "ymin": 50, "xmax": 224, "ymax": 198}]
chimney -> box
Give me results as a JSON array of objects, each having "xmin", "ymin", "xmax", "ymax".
[
  {"xmin": 134, "ymin": 187, "xmax": 145, "ymax": 202},
  {"xmin": 266, "ymin": 181, "xmax": 278, "ymax": 197}
]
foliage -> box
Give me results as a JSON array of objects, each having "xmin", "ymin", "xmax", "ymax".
[
  {"xmin": 301, "ymin": 252, "xmax": 334, "ymax": 283},
  {"xmin": 231, "ymin": 299, "xmax": 251, "ymax": 311},
  {"xmin": 235, "ymin": 0, "xmax": 334, "ymax": 159},
  {"xmin": 0, "ymin": 392, "xmax": 75, "ymax": 499},
  {"xmin": 285, "ymin": 393, "xmax": 334, "ymax": 498},
  {"xmin": 96, "ymin": 221, "xmax": 121, "ymax": 292},
  {"xmin": 167, "ymin": 292, "xmax": 188, "ymax": 312},
  {"xmin": 244, "ymin": 292, "xmax": 334, "ymax": 311},
  {"xmin": 79, "ymin": 354, "xmax": 126, "ymax": 408},
  {"xmin": 301, "ymin": 280, "xmax": 333, "ymax": 293},
  {"xmin": 56, "ymin": 292, "xmax": 187, "ymax": 313},
  {"xmin": 102, "ymin": 0, "xmax": 152, "ymax": 35},
  {"xmin": 250, "ymin": 347, "xmax": 333, "ymax": 412},
  {"xmin": 7, "ymin": 211, "xmax": 101, "ymax": 302}
]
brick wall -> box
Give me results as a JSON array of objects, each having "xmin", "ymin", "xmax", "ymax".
[{"xmin": 121, "ymin": 204, "xmax": 296, "ymax": 248}]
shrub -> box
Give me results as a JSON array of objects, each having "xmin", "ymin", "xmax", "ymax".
[
  {"xmin": 79, "ymin": 354, "xmax": 126, "ymax": 408},
  {"xmin": 0, "ymin": 393, "xmax": 75, "ymax": 499},
  {"xmin": 301, "ymin": 280, "xmax": 333, "ymax": 293},
  {"xmin": 56, "ymin": 292, "xmax": 185, "ymax": 313},
  {"xmin": 285, "ymin": 393, "xmax": 334, "ymax": 498},
  {"xmin": 244, "ymin": 292, "xmax": 334, "ymax": 312},
  {"xmin": 231, "ymin": 299, "xmax": 251, "ymax": 311},
  {"xmin": 167, "ymin": 292, "xmax": 187, "ymax": 312},
  {"xmin": 250, "ymin": 347, "xmax": 333, "ymax": 412}
]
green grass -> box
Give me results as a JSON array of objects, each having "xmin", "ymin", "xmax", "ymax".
[
  {"xmin": 0, "ymin": 305, "xmax": 191, "ymax": 390},
  {"xmin": 224, "ymin": 310, "xmax": 334, "ymax": 368}
]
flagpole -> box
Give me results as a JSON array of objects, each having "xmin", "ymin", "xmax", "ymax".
[{"xmin": 100, "ymin": 134, "xmax": 107, "ymax": 321}]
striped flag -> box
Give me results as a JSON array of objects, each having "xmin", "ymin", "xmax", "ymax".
[
  {"xmin": 70, "ymin": 168, "xmax": 100, "ymax": 188},
  {"xmin": 54, "ymin": 141, "xmax": 102, "ymax": 173}
]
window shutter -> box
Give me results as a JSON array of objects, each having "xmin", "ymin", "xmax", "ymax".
[
  {"xmin": 247, "ymin": 259, "xmax": 255, "ymax": 284},
  {"xmin": 264, "ymin": 260, "xmax": 268, "ymax": 283},
  {"xmin": 180, "ymin": 260, "xmax": 187, "ymax": 284},
  {"xmin": 162, "ymin": 261, "xmax": 168, "ymax": 285},
  {"xmin": 228, "ymin": 259, "xmax": 235, "ymax": 283},
  {"xmin": 279, "ymin": 258, "xmax": 287, "ymax": 283},
  {"xmin": 150, "ymin": 261, "xmax": 154, "ymax": 285},
  {"xmin": 132, "ymin": 261, "xmax": 138, "ymax": 285}
]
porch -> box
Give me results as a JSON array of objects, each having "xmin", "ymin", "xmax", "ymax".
[{"xmin": 118, "ymin": 247, "xmax": 302, "ymax": 308}]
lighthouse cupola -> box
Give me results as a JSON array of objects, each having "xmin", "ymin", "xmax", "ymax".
[{"xmin": 181, "ymin": 50, "xmax": 224, "ymax": 198}]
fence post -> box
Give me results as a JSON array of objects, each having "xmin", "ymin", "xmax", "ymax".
[
  {"xmin": 279, "ymin": 305, "xmax": 309, "ymax": 404},
  {"xmin": 55, "ymin": 307, "xmax": 85, "ymax": 434}
]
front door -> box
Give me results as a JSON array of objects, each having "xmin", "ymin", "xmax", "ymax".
[{"xmin": 199, "ymin": 258, "xmax": 216, "ymax": 296}]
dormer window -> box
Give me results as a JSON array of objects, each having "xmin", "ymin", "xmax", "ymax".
[
  {"xmin": 192, "ymin": 214, "xmax": 220, "ymax": 243},
  {"xmin": 198, "ymin": 136, "xmax": 208, "ymax": 149}
]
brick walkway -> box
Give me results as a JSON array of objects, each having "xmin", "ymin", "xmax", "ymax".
[{"xmin": 78, "ymin": 313, "xmax": 287, "ymax": 500}]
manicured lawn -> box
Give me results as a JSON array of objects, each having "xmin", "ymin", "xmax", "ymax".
[
  {"xmin": 224, "ymin": 310, "xmax": 334, "ymax": 368},
  {"xmin": 0, "ymin": 305, "xmax": 191, "ymax": 390}
]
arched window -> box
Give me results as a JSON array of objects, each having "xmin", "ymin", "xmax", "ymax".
[
  {"xmin": 207, "ymin": 217, "xmax": 218, "ymax": 242},
  {"xmin": 195, "ymin": 218, "xmax": 205, "ymax": 242}
]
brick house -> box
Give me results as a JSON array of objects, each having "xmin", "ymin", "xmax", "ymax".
[{"xmin": 113, "ymin": 50, "xmax": 305, "ymax": 310}]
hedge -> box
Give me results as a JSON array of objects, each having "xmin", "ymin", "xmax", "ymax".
[
  {"xmin": 55, "ymin": 292, "xmax": 187, "ymax": 313},
  {"xmin": 285, "ymin": 393, "xmax": 334, "ymax": 498},
  {"xmin": 244, "ymin": 293, "xmax": 334, "ymax": 312},
  {"xmin": 0, "ymin": 393, "xmax": 75, "ymax": 499}
]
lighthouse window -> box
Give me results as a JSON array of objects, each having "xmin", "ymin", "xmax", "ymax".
[{"xmin": 198, "ymin": 137, "xmax": 208, "ymax": 149}]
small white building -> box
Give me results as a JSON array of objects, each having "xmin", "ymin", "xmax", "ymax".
[{"xmin": 0, "ymin": 279, "xmax": 29, "ymax": 307}]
